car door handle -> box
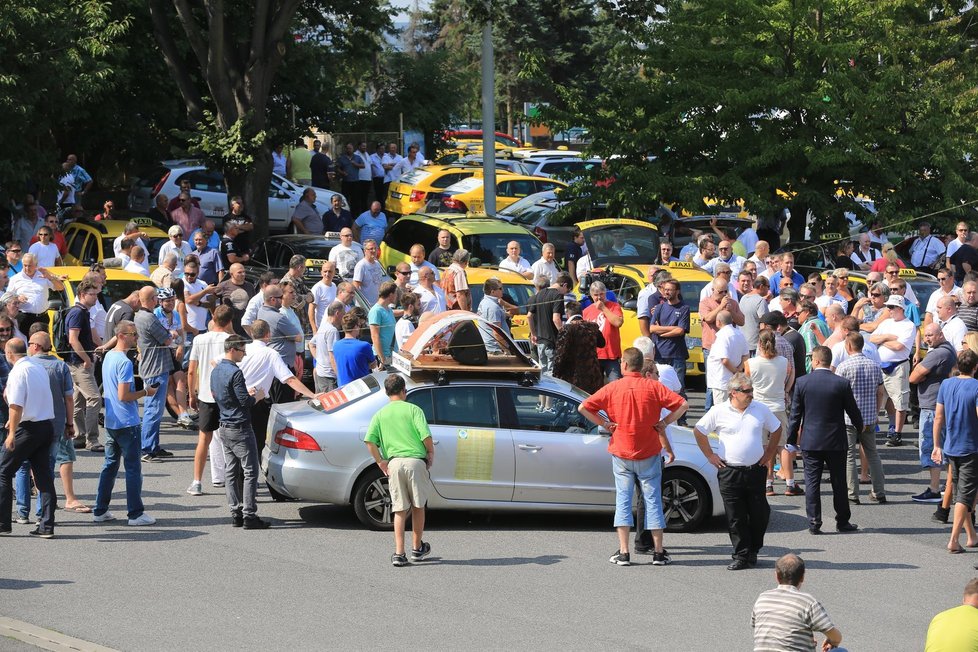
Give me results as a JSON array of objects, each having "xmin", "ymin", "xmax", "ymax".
[
  {"xmin": 432, "ymin": 439, "xmax": 439, "ymax": 446},
  {"xmin": 518, "ymin": 444, "xmax": 542, "ymax": 451}
]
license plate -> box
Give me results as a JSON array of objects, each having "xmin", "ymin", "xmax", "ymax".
[{"xmin": 390, "ymin": 191, "xmax": 403, "ymax": 199}]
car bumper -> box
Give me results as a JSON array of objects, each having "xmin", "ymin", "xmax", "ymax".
[{"xmin": 262, "ymin": 447, "xmax": 353, "ymax": 505}]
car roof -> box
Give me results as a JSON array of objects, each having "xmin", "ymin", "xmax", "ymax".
[
  {"xmin": 57, "ymin": 266, "xmax": 157, "ymax": 283},
  {"xmin": 70, "ymin": 219, "xmax": 169, "ymax": 238},
  {"xmin": 578, "ymin": 218, "xmax": 659, "ymax": 232},
  {"xmin": 267, "ymin": 234, "xmax": 342, "ymax": 246},
  {"xmin": 400, "ymin": 213, "xmax": 536, "ymax": 235}
]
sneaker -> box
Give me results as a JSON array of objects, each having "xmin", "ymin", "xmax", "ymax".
[
  {"xmin": 243, "ymin": 517, "xmax": 271, "ymax": 530},
  {"xmin": 155, "ymin": 449, "xmax": 174, "ymax": 458},
  {"xmin": 609, "ymin": 550, "xmax": 631, "ymax": 566},
  {"xmin": 765, "ymin": 485, "xmax": 775, "ymax": 496},
  {"xmin": 212, "ymin": 481, "xmax": 226, "ymax": 488},
  {"xmin": 912, "ymin": 488, "xmax": 943, "ymax": 503},
  {"xmin": 391, "ymin": 553, "xmax": 409, "ymax": 567},
  {"xmin": 231, "ymin": 514, "xmax": 243, "ymax": 527},
  {"xmin": 869, "ymin": 492, "xmax": 887, "ymax": 504},
  {"xmin": 186, "ymin": 481, "xmax": 203, "ymax": 496},
  {"xmin": 411, "ymin": 541, "xmax": 432, "ymax": 561},
  {"xmin": 933, "ymin": 506, "xmax": 950, "ymax": 523},
  {"xmin": 176, "ymin": 416, "xmax": 194, "ymax": 428},
  {"xmin": 15, "ymin": 516, "xmax": 30, "ymax": 525},
  {"xmin": 785, "ymin": 485, "xmax": 805, "ymax": 496},
  {"xmin": 141, "ymin": 453, "xmax": 160, "ymax": 463},
  {"xmin": 652, "ymin": 549, "xmax": 671, "ymax": 566},
  {"xmin": 28, "ymin": 528, "xmax": 54, "ymax": 539},
  {"xmin": 886, "ymin": 435, "xmax": 903, "ymax": 447},
  {"xmin": 92, "ymin": 511, "xmax": 116, "ymax": 522},
  {"xmin": 128, "ymin": 513, "xmax": 157, "ymax": 526}
]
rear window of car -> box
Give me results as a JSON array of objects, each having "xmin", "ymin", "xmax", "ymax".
[
  {"xmin": 444, "ymin": 177, "xmax": 483, "ymax": 194},
  {"xmin": 463, "ymin": 233, "xmax": 542, "ymax": 267},
  {"xmin": 399, "ymin": 169, "xmax": 432, "ymax": 185},
  {"xmin": 133, "ymin": 166, "xmax": 170, "ymax": 189}
]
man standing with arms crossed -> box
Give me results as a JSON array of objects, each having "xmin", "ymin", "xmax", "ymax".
[
  {"xmin": 579, "ymin": 347, "xmax": 688, "ymax": 566},
  {"xmin": 93, "ymin": 321, "xmax": 157, "ymax": 526},
  {"xmin": 694, "ymin": 373, "xmax": 782, "ymax": 570},
  {"xmin": 0, "ymin": 339, "xmax": 57, "ymax": 537},
  {"xmin": 365, "ymin": 373, "xmax": 435, "ymax": 567}
]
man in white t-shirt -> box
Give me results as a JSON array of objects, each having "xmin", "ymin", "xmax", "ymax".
[
  {"xmin": 831, "ymin": 316, "xmax": 882, "ymax": 369},
  {"xmin": 124, "ymin": 247, "xmax": 150, "ymax": 277},
  {"xmin": 327, "ymin": 228, "xmax": 364, "ymax": 278},
  {"xmin": 530, "ymin": 243, "xmax": 560, "ymax": 285},
  {"xmin": 113, "ymin": 222, "xmax": 149, "ymax": 259},
  {"xmin": 396, "ymin": 294, "xmax": 419, "ymax": 349},
  {"xmin": 407, "ymin": 244, "xmax": 440, "ymax": 286},
  {"xmin": 923, "ymin": 270, "xmax": 963, "ymax": 327},
  {"xmin": 814, "ymin": 275, "xmax": 848, "ymax": 314},
  {"xmin": 309, "ymin": 261, "xmax": 338, "ymax": 332},
  {"xmin": 499, "ymin": 240, "xmax": 533, "ymax": 279},
  {"xmin": 869, "ymin": 295, "xmax": 917, "ymax": 447},
  {"xmin": 27, "ymin": 228, "xmax": 62, "ymax": 267},
  {"xmin": 936, "ymin": 295, "xmax": 968, "ymax": 354},
  {"xmin": 707, "ymin": 311, "xmax": 749, "ymax": 405},
  {"xmin": 352, "ymin": 240, "xmax": 386, "ymax": 304},
  {"xmin": 311, "ymin": 301, "xmax": 344, "ymax": 393},
  {"xmin": 414, "ymin": 266, "xmax": 447, "ymax": 315},
  {"xmin": 850, "ymin": 233, "xmax": 880, "ymax": 270},
  {"xmin": 946, "ymin": 221, "xmax": 970, "ymax": 260}
]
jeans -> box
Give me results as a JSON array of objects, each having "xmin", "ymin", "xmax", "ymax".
[
  {"xmin": 919, "ymin": 408, "xmax": 944, "ymax": 469},
  {"xmin": 0, "ymin": 420, "xmax": 56, "ymax": 531},
  {"xmin": 95, "ymin": 426, "xmax": 145, "ymax": 520},
  {"xmin": 717, "ymin": 464, "xmax": 770, "ymax": 562},
  {"xmin": 221, "ymin": 423, "xmax": 260, "ymax": 518},
  {"xmin": 612, "ymin": 454, "xmax": 664, "ymax": 530},
  {"xmin": 846, "ymin": 425, "xmax": 886, "ymax": 500},
  {"xmin": 69, "ymin": 362, "xmax": 102, "ymax": 446},
  {"xmin": 600, "ymin": 359, "xmax": 622, "ymax": 383},
  {"xmin": 803, "ymin": 450, "xmax": 850, "ymax": 528},
  {"xmin": 536, "ymin": 342, "xmax": 555, "ymax": 375},
  {"xmin": 141, "ymin": 373, "xmax": 170, "ymax": 455}
]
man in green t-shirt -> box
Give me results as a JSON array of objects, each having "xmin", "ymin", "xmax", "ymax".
[{"xmin": 364, "ymin": 374, "xmax": 434, "ymax": 567}]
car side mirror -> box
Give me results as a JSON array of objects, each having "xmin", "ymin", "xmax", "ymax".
[{"xmin": 623, "ymin": 299, "xmax": 638, "ymax": 311}]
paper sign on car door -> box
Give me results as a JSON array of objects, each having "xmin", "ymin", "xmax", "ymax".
[{"xmin": 454, "ymin": 429, "xmax": 494, "ymax": 481}]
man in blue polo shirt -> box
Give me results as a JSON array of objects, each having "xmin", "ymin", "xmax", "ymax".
[
  {"xmin": 770, "ymin": 252, "xmax": 805, "ymax": 296},
  {"xmin": 647, "ymin": 278, "xmax": 690, "ymax": 423}
]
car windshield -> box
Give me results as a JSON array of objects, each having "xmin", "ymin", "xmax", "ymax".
[
  {"xmin": 908, "ymin": 280, "xmax": 939, "ymax": 312},
  {"xmin": 102, "ymin": 236, "xmax": 167, "ymax": 262},
  {"xmin": 76, "ymin": 279, "xmax": 153, "ymax": 306},
  {"xmin": 463, "ymin": 233, "xmax": 543, "ymax": 267},
  {"xmin": 470, "ymin": 282, "xmax": 535, "ymax": 315},
  {"xmin": 583, "ymin": 224, "xmax": 660, "ymax": 265},
  {"xmin": 678, "ymin": 280, "xmax": 709, "ymax": 306}
]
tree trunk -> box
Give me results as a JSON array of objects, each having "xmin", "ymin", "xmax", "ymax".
[
  {"xmin": 788, "ymin": 200, "xmax": 810, "ymax": 243},
  {"xmin": 225, "ymin": 149, "xmax": 273, "ymax": 241}
]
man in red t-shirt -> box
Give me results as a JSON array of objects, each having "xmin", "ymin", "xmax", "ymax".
[
  {"xmin": 583, "ymin": 281, "xmax": 625, "ymax": 382},
  {"xmin": 579, "ymin": 347, "xmax": 688, "ymax": 567}
]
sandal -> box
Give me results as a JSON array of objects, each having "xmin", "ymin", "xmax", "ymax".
[{"xmin": 64, "ymin": 504, "xmax": 92, "ymax": 513}]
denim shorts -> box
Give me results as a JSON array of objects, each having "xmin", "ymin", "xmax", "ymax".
[{"xmin": 612, "ymin": 454, "xmax": 665, "ymax": 530}]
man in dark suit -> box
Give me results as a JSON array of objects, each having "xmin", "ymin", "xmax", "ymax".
[{"xmin": 787, "ymin": 345, "xmax": 863, "ymax": 534}]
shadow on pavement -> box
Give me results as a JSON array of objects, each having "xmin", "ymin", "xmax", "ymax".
[
  {"xmin": 44, "ymin": 528, "xmax": 207, "ymax": 542},
  {"xmin": 425, "ymin": 555, "xmax": 566, "ymax": 567},
  {"xmin": 0, "ymin": 578, "xmax": 73, "ymax": 590}
]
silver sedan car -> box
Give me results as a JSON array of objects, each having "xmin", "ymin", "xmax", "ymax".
[{"xmin": 262, "ymin": 371, "xmax": 723, "ymax": 532}]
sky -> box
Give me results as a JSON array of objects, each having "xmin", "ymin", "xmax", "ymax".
[{"xmin": 391, "ymin": 0, "xmax": 426, "ymax": 23}]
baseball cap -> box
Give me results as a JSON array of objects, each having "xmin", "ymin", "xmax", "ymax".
[{"xmin": 884, "ymin": 295, "xmax": 906, "ymax": 310}]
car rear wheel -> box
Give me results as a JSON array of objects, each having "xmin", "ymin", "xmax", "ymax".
[
  {"xmin": 352, "ymin": 466, "xmax": 395, "ymax": 530},
  {"xmin": 662, "ymin": 468, "xmax": 711, "ymax": 532}
]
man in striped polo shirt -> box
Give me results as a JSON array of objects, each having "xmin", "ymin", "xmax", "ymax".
[{"xmin": 751, "ymin": 554, "xmax": 843, "ymax": 651}]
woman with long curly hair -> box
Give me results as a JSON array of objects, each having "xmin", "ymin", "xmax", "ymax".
[{"xmin": 553, "ymin": 300, "xmax": 606, "ymax": 394}]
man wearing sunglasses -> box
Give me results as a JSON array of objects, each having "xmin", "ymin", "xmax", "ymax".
[
  {"xmin": 695, "ymin": 373, "xmax": 782, "ymax": 570},
  {"xmin": 4, "ymin": 242, "xmax": 23, "ymax": 278}
]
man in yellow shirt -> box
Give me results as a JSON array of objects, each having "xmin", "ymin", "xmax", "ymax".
[{"xmin": 926, "ymin": 578, "xmax": 978, "ymax": 651}]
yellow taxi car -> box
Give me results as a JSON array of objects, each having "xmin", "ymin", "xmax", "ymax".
[
  {"xmin": 386, "ymin": 164, "xmax": 519, "ymax": 218},
  {"xmin": 427, "ymin": 174, "xmax": 567, "ymax": 214},
  {"xmin": 380, "ymin": 213, "xmax": 544, "ymax": 272},
  {"xmin": 571, "ymin": 219, "xmax": 709, "ymax": 376},
  {"xmin": 62, "ymin": 218, "xmax": 169, "ymax": 267},
  {"xmin": 48, "ymin": 266, "xmax": 157, "ymax": 355},
  {"xmin": 464, "ymin": 265, "xmax": 536, "ymax": 345}
]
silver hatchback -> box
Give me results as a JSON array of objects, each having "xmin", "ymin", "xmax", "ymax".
[{"xmin": 262, "ymin": 371, "xmax": 722, "ymax": 532}]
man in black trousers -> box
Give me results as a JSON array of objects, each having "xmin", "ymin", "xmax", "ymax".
[{"xmin": 787, "ymin": 345, "xmax": 863, "ymax": 535}]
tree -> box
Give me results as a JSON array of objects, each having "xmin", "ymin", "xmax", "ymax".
[
  {"xmin": 148, "ymin": 0, "xmax": 391, "ymax": 238},
  {"xmin": 546, "ymin": 0, "xmax": 978, "ymax": 240}
]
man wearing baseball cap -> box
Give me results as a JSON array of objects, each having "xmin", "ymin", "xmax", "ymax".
[{"xmin": 869, "ymin": 295, "xmax": 917, "ymax": 447}]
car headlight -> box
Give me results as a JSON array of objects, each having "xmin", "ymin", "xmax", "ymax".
[{"xmin": 685, "ymin": 336, "xmax": 702, "ymax": 349}]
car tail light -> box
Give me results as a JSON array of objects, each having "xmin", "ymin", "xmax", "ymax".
[
  {"xmin": 151, "ymin": 171, "xmax": 171, "ymax": 197},
  {"xmin": 442, "ymin": 197, "xmax": 467, "ymax": 211},
  {"xmin": 274, "ymin": 427, "xmax": 322, "ymax": 451},
  {"xmin": 533, "ymin": 226, "xmax": 548, "ymax": 242},
  {"xmin": 409, "ymin": 189, "xmax": 428, "ymax": 203}
]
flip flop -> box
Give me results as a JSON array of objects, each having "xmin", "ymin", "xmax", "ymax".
[
  {"xmin": 949, "ymin": 547, "xmax": 965, "ymax": 554},
  {"xmin": 65, "ymin": 505, "xmax": 92, "ymax": 513}
]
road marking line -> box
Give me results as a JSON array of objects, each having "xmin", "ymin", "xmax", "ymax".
[{"xmin": 0, "ymin": 617, "xmax": 118, "ymax": 652}]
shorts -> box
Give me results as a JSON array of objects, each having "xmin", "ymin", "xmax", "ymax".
[
  {"xmin": 949, "ymin": 454, "xmax": 978, "ymax": 508},
  {"xmin": 314, "ymin": 375, "xmax": 337, "ymax": 394},
  {"xmin": 763, "ymin": 411, "xmax": 789, "ymax": 447},
  {"xmin": 198, "ymin": 401, "xmax": 220, "ymax": 433},
  {"xmin": 536, "ymin": 342, "xmax": 555, "ymax": 375},
  {"xmin": 55, "ymin": 433, "xmax": 76, "ymax": 466},
  {"xmin": 881, "ymin": 360, "xmax": 910, "ymax": 411},
  {"xmin": 388, "ymin": 457, "xmax": 429, "ymax": 512}
]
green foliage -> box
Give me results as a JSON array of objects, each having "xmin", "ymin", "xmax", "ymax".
[{"xmin": 183, "ymin": 111, "xmax": 268, "ymax": 174}]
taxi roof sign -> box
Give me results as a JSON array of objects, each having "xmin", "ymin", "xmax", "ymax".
[
  {"xmin": 668, "ymin": 261, "xmax": 695, "ymax": 269},
  {"xmin": 898, "ymin": 268, "xmax": 917, "ymax": 277}
]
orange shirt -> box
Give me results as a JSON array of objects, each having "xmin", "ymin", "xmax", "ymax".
[{"xmin": 581, "ymin": 372, "xmax": 685, "ymax": 460}]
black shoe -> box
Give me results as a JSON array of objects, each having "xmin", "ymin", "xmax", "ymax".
[
  {"xmin": 849, "ymin": 497, "xmax": 861, "ymax": 505},
  {"xmin": 837, "ymin": 522, "xmax": 859, "ymax": 533},
  {"xmin": 652, "ymin": 549, "xmax": 671, "ymax": 566},
  {"xmin": 748, "ymin": 553, "xmax": 758, "ymax": 567},
  {"xmin": 231, "ymin": 514, "xmax": 243, "ymax": 527},
  {"xmin": 0, "ymin": 526, "xmax": 11, "ymax": 535},
  {"xmin": 609, "ymin": 550, "xmax": 631, "ymax": 566},
  {"xmin": 410, "ymin": 541, "xmax": 431, "ymax": 562},
  {"xmin": 243, "ymin": 517, "xmax": 270, "ymax": 530},
  {"xmin": 809, "ymin": 526, "xmax": 823, "ymax": 535},
  {"xmin": 155, "ymin": 448, "xmax": 174, "ymax": 458},
  {"xmin": 141, "ymin": 453, "xmax": 160, "ymax": 463},
  {"xmin": 727, "ymin": 559, "xmax": 751, "ymax": 570},
  {"xmin": 886, "ymin": 435, "xmax": 903, "ymax": 447},
  {"xmin": 869, "ymin": 492, "xmax": 887, "ymax": 504},
  {"xmin": 391, "ymin": 553, "xmax": 409, "ymax": 567},
  {"xmin": 28, "ymin": 528, "xmax": 54, "ymax": 539},
  {"xmin": 933, "ymin": 506, "xmax": 950, "ymax": 523}
]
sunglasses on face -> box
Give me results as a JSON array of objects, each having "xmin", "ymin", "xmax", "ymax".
[
  {"xmin": 8, "ymin": 249, "xmax": 21, "ymax": 254},
  {"xmin": 870, "ymin": 292, "xmax": 882, "ymax": 297},
  {"xmin": 732, "ymin": 388, "xmax": 754, "ymax": 394},
  {"xmin": 0, "ymin": 328, "xmax": 11, "ymax": 334}
]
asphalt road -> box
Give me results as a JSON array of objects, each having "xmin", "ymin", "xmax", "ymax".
[{"xmin": 0, "ymin": 388, "xmax": 969, "ymax": 651}]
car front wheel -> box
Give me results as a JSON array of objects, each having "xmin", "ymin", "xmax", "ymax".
[
  {"xmin": 352, "ymin": 466, "xmax": 394, "ymax": 530},
  {"xmin": 662, "ymin": 468, "xmax": 711, "ymax": 532}
]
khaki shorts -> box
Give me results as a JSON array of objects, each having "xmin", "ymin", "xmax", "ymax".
[
  {"xmin": 881, "ymin": 360, "xmax": 910, "ymax": 411},
  {"xmin": 763, "ymin": 410, "xmax": 789, "ymax": 447},
  {"xmin": 388, "ymin": 457, "xmax": 429, "ymax": 512}
]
